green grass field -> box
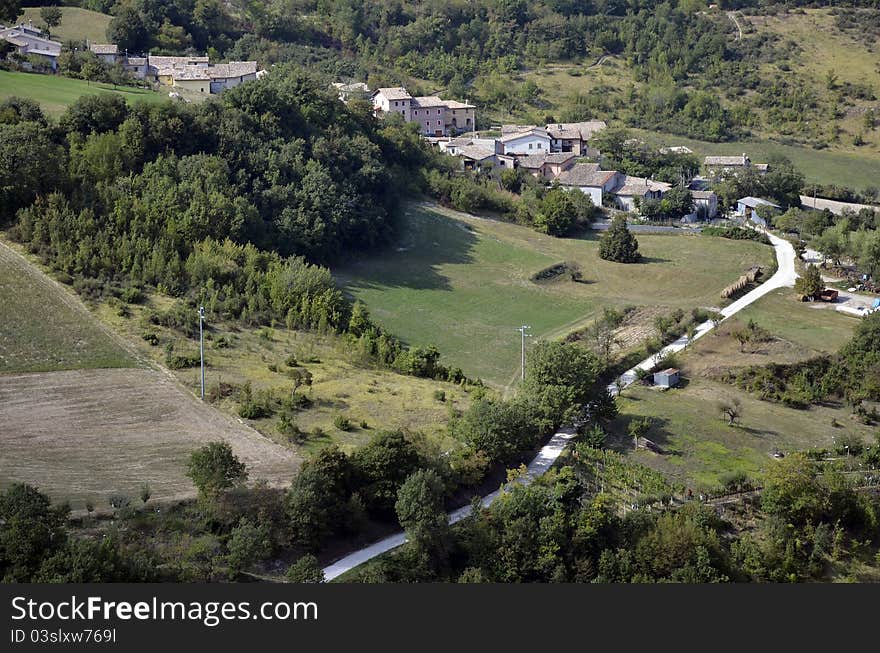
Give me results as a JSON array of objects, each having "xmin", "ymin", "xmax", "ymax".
[
  {"xmin": 335, "ymin": 203, "xmax": 774, "ymax": 386},
  {"xmin": 633, "ymin": 129, "xmax": 880, "ymax": 191},
  {"xmin": 0, "ymin": 70, "xmax": 166, "ymax": 117},
  {"xmin": 608, "ymin": 288, "xmax": 865, "ymax": 489},
  {"xmin": 609, "ymin": 377, "xmax": 875, "ymax": 489},
  {"xmin": 0, "ymin": 240, "xmax": 135, "ymax": 373},
  {"xmin": 18, "ymin": 7, "xmax": 112, "ymax": 44}
]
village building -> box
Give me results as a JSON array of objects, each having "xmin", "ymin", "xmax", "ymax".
[
  {"xmin": 704, "ymin": 153, "xmax": 769, "ymax": 177},
  {"xmin": 371, "ymin": 87, "xmax": 475, "ymax": 136},
  {"xmin": 332, "ymin": 81, "xmax": 371, "ymax": 103},
  {"xmin": 736, "ymin": 196, "xmax": 780, "ymax": 227},
  {"xmin": 0, "ymin": 22, "xmax": 61, "ymax": 70},
  {"xmin": 610, "ymin": 175, "xmax": 672, "ymax": 212},
  {"xmin": 545, "ymin": 121, "xmax": 606, "ymax": 156},
  {"xmin": 499, "ymin": 127, "xmax": 552, "ymax": 155},
  {"xmin": 558, "ymin": 164, "xmax": 620, "ymax": 206},
  {"xmin": 88, "ymin": 43, "xmax": 119, "ymax": 66},
  {"xmin": 516, "ymin": 152, "xmax": 576, "ymax": 179},
  {"xmin": 690, "ymin": 190, "xmax": 719, "ymax": 219}
]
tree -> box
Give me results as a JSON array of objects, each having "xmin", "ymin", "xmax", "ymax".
[
  {"xmin": 534, "ymin": 187, "xmax": 576, "ymax": 236},
  {"xmin": 795, "ymin": 263, "xmax": 823, "ymax": 300},
  {"xmin": 287, "ymin": 446, "xmax": 353, "ymax": 548},
  {"xmin": 395, "ymin": 469, "xmax": 450, "ymax": 569},
  {"xmin": 139, "ymin": 483, "xmax": 151, "ymax": 505},
  {"xmin": 761, "ymin": 453, "xmax": 829, "ymax": 526},
  {"xmin": 226, "ymin": 517, "xmax": 271, "ymax": 574},
  {"xmin": 107, "ymin": 3, "xmax": 149, "ymax": 54},
  {"xmin": 0, "ymin": 484, "xmax": 69, "ymax": 582},
  {"xmin": 40, "ymin": 6, "xmax": 62, "ymax": 37},
  {"xmin": 522, "ymin": 340, "xmax": 603, "ymax": 425},
  {"xmin": 286, "ymin": 554, "xmax": 324, "ymax": 583},
  {"xmin": 718, "ymin": 397, "xmax": 742, "ymax": 425},
  {"xmin": 186, "ymin": 442, "xmax": 248, "ymax": 499},
  {"xmin": 0, "ymin": 0, "xmax": 21, "ymax": 25},
  {"xmin": 598, "ymin": 215, "xmax": 641, "ymax": 263}
]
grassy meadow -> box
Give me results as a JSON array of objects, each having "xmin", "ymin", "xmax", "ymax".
[
  {"xmin": 0, "ymin": 70, "xmax": 166, "ymax": 117},
  {"xmin": 336, "ymin": 203, "xmax": 775, "ymax": 386},
  {"xmin": 17, "ymin": 7, "xmax": 112, "ymax": 44},
  {"xmin": 0, "ymin": 239, "xmax": 135, "ymax": 373},
  {"xmin": 607, "ymin": 289, "xmax": 866, "ymax": 489},
  {"xmin": 98, "ymin": 293, "xmax": 469, "ymax": 458}
]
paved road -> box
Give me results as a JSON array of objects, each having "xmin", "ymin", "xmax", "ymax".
[
  {"xmin": 607, "ymin": 229, "xmax": 797, "ymax": 395},
  {"xmin": 322, "ymin": 428, "xmax": 578, "ymax": 581},
  {"xmin": 322, "ymin": 230, "xmax": 797, "ymax": 581}
]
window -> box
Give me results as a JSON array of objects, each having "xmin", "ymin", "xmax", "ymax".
[
  {"xmin": 437, "ymin": 109, "xmax": 441, "ymax": 115},
  {"xmin": 394, "ymin": 101, "xmax": 398, "ymax": 106},
  {"xmin": 437, "ymin": 120, "xmax": 441, "ymax": 125},
  {"xmin": 528, "ymin": 143, "xmax": 533, "ymax": 150},
  {"xmin": 414, "ymin": 110, "xmax": 419, "ymax": 116}
]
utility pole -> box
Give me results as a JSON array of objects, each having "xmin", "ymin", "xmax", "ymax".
[
  {"xmin": 516, "ymin": 325, "xmax": 532, "ymax": 381},
  {"xmin": 199, "ymin": 306, "xmax": 206, "ymax": 401}
]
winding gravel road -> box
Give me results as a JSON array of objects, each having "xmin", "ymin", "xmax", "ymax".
[
  {"xmin": 608, "ymin": 228, "xmax": 797, "ymax": 394},
  {"xmin": 322, "ymin": 229, "xmax": 797, "ymax": 581}
]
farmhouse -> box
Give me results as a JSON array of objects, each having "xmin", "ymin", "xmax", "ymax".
[
  {"xmin": 371, "ymin": 87, "xmax": 476, "ymax": 136},
  {"xmin": 690, "ymin": 190, "xmax": 719, "ymax": 219},
  {"xmin": 499, "ymin": 127, "xmax": 552, "ymax": 155},
  {"xmin": 0, "ymin": 22, "xmax": 61, "ymax": 70},
  {"xmin": 88, "ymin": 43, "xmax": 119, "ymax": 65},
  {"xmin": 558, "ymin": 164, "xmax": 619, "ymax": 206},
  {"xmin": 610, "ymin": 175, "xmax": 672, "ymax": 212},
  {"xmin": 737, "ymin": 196, "xmax": 780, "ymax": 226},
  {"xmin": 516, "ymin": 152, "xmax": 576, "ymax": 179},
  {"xmin": 704, "ymin": 153, "xmax": 769, "ymax": 177},
  {"xmin": 545, "ymin": 121, "xmax": 607, "ymax": 156}
]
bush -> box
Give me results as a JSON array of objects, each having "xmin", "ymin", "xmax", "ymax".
[
  {"xmin": 142, "ymin": 331, "xmax": 159, "ymax": 346},
  {"xmin": 120, "ymin": 286, "xmax": 144, "ymax": 304},
  {"xmin": 333, "ymin": 415, "xmax": 352, "ymax": 431},
  {"xmin": 166, "ymin": 352, "xmax": 200, "ymax": 369},
  {"xmin": 285, "ymin": 353, "xmax": 298, "ymax": 367},
  {"xmin": 433, "ymin": 390, "xmax": 446, "ymax": 402}
]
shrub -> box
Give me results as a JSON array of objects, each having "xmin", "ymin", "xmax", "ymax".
[
  {"xmin": 120, "ymin": 286, "xmax": 144, "ymax": 304},
  {"xmin": 285, "ymin": 353, "xmax": 298, "ymax": 367},
  {"xmin": 333, "ymin": 415, "xmax": 352, "ymax": 431},
  {"xmin": 433, "ymin": 389, "xmax": 446, "ymax": 402},
  {"xmin": 166, "ymin": 352, "xmax": 200, "ymax": 369},
  {"xmin": 142, "ymin": 331, "xmax": 159, "ymax": 346}
]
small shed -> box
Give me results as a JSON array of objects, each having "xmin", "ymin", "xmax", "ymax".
[{"xmin": 653, "ymin": 368, "xmax": 681, "ymax": 388}]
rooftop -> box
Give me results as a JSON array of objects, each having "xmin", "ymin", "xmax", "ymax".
[
  {"xmin": 613, "ymin": 175, "xmax": 672, "ymax": 196},
  {"xmin": 89, "ymin": 44, "xmax": 118, "ymax": 55},
  {"xmin": 738, "ymin": 196, "xmax": 780, "ymax": 209},
  {"xmin": 557, "ymin": 163, "xmax": 615, "ymax": 187},
  {"xmin": 500, "ymin": 127, "xmax": 549, "ymax": 143},
  {"xmin": 374, "ymin": 87, "xmax": 412, "ymax": 101},
  {"xmin": 517, "ymin": 152, "xmax": 577, "ymax": 169},
  {"xmin": 545, "ymin": 121, "xmax": 607, "ymax": 140},
  {"xmin": 704, "ymin": 154, "xmax": 749, "ymax": 167}
]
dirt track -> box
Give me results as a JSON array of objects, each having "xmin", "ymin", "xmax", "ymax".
[{"xmin": 0, "ymin": 368, "xmax": 301, "ymax": 508}]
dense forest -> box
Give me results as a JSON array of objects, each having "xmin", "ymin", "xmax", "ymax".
[{"xmin": 0, "ymin": 69, "xmax": 487, "ymax": 380}]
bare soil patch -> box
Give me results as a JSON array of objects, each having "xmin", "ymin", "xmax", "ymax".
[{"xmin": 0, "ymin": 368, "xmax": 301, "ymax": 509}]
